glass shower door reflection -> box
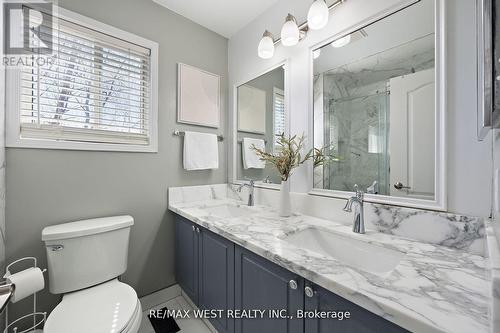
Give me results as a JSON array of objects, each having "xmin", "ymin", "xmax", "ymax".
[{"xmin": 323, "ymin": 90, "xmax": 389, "ymax": 195}]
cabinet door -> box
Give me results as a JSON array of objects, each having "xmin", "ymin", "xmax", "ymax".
[
  {"xmin": 198, "ymin": 228, "xmax": 235, "ymax": 333},
  {"xmin": 304, "ymin": 283, "xmax": 409, "ymax": 333},
  {"xmin": 235, "ymin": 246, "xmax": 303, "ymax": 333},
  {"xmin": 175, "ymin": 216, "xmax": 199, "ymax": 304}
]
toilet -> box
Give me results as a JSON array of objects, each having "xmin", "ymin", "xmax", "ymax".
[{"xmin": 41, "ymin": 216, "xmax": 142, "ymax": 333}]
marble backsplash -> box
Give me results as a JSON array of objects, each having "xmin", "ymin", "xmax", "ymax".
[
  {"xmin": 168, "ymin": 184, "xmax": 486, "ymax": 256},
  {"xmin": 365, "ymin": 204, "xmax": 485, "ymax": 255}
]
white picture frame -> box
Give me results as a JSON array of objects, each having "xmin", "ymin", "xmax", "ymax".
[{"xmin": 177, "ymin": 63, "xmax": 220, "ymax": 128}]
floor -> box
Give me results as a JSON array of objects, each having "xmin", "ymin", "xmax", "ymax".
[{"xmin": 138, "ymin": 285, "xmax": 215, "ymax": 333}]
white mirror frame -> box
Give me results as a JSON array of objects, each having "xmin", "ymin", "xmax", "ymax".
[
  {"xmin": 308, "ymin": 0, "xmax": 447, "ymax": 211},
  {"xmin": 230, "ymin": 60, "xmax": 291, "ymax": 190}
]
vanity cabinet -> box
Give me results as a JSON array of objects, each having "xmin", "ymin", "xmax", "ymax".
[
  {"xmin": 304, "ymin": 283, "xmax": 409, "ymax": 333},
  {"xmin": 175, "ymin": 216, "xmax": 235, "ymax": 333},
  {"xmin": 175, "ymin": 214, "xmax": 408, "ymax": 333},
  {"xmin": 175, "ymin": 215, "xmax": 199, "ymax": 303},
  {"xmin": 234, "ymin": 246, "xmax": 304, "ymax": 333},
  {"xmin": 198, "ymin": 224, "xmax": 235, "ymax": 333}
]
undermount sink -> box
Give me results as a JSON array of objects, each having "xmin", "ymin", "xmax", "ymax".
[
  {"xmin": 203, "ymin": 204, "xmax": 254, "ymax": 219},
  {"xmin": 281, "ymin": 227, "xmax": 404, "ymax": 275}
]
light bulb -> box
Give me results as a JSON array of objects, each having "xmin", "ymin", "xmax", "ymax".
[
  {"xmin": 331, "ymin": 34, "xmax": 351, "ymax": 48},
  {"xmin": 258, "ymin": 30, "xmax": 275, "ymax": 59},
  {"xmin": 307, "ymin": 0, "xmax": 329, "ymax": 30},
  {"xmin": 281, "ymin": 14, "xmax": 300, "ymax": 46},
  {"xmin": 313, "ymin": 49, "xmax": 321, "ymax": 59}
]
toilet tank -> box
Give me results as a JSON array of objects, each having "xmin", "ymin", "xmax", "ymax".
[{"xmin": 42, "ymin": 216, "xmax": 134, "ymax": 294}]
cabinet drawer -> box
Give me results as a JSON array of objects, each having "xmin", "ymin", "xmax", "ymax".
[{"xmin": 304, "ymin": 283, "xmax": 409, "ymax": 333}]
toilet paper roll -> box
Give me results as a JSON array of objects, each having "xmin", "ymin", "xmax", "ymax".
[{"xmin": 6, "ymin": 267, "xmax": 45, "ymax": 303}]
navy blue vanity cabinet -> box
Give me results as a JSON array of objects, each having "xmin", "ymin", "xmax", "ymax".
[
  {"xmin": 175, "ymin": 215, "xmax": 235, "ymax": 333},
  {"xmin": 176, "ymin": 214, "xmax": 410, "ymax": 333},
  {"xmin": 175, "ymin": 216, "xmax": 199, "ymax": 304},
  {"xmin": 304, "ymin": 283, "xmax": 409, "ymax": 333},
  {"xmin": 235, "ymin": 246, "xmax": 304, "ymax": 333},
  {"xmin": 198, "ymin": 227, "xmax": 235, "ymax": 333}
]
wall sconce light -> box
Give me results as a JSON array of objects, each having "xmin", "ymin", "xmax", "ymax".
[
  {"xmin": 281, "ymin": 14, "xmax": 300, "ymax": 46},
  {"xmin": 258, "ymin": 30, "xmax": 275, "ymax": 59},
  {"xmin": 257, "ymin": 0, "xmax": 345, "ymax": 59},
  {"xmin": 307, "ymin": 0, "xmax": 329, "ymax": 30}
]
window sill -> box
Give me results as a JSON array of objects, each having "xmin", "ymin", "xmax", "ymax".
[{"xmin": 6, "ymin": 137, "xmax": 158, "ymax": 153}]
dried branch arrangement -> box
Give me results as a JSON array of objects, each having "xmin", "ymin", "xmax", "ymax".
[
  {"xmin": 251, "ymin": 133, "xmax": 310, "ymax": 182},
  {"xmin": 251, "ymin": 133, "xmax": 339, "ymax": 182},
  {"xmin": 313, "ymin": 145, "xmax": 341, "ymax": 168}
]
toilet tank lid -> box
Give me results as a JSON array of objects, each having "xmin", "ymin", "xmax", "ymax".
[{"xmin": 42, "ymin": 215, "xmax": 134, "ymax": 241}]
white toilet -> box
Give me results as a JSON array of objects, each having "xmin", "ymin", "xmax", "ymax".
[{"xmin": 41, "ymin": 216, "xmax": 142, "ymax": 333}]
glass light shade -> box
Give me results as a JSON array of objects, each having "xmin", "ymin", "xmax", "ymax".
[
  {"xmin": 281, "ymin": 14, "xmax": 300, "ymax": 46},
  {"xmin": 331, "ymin": 34, "xmax": 351, "ymax": 48},
  {"xmin": 258, "ymin": 32, "xmax": 275, "ymax": 59},
  {"xmin": 307, "ymin": 0, "xmax": 329, "ymax": 30},
  {"xmin": 313, "ymin": 49, "xmax": 321, "ymax": 59}
]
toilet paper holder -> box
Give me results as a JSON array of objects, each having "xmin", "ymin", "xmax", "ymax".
[{"xmin": 2, "ymin": 257, "xmax": 47, "ymax": 333}]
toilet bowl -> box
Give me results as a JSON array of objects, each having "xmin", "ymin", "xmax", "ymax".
[
  {"xmin": 44, "ymin": 279, "xmax": 141, "ymax": 333},
  {"xmin": 42, "ymin": 216, "xmax": 140, "ymax": 333}
]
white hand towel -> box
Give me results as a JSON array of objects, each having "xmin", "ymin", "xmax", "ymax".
[
  {"xmin": 183, "ymin": 131, "xmax": 219, "ymax": 170},
  {"xmin": 242, "ymin": 138, "xmax": 266, "ymax": 169}
]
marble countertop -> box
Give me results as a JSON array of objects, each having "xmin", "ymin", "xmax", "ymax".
[{"xmin": 168, "ymin": 197, "xmax": 490, "ymax": 333}]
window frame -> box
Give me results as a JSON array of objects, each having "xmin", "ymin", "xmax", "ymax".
[
  {"xmin": 6, "ymin": 6, "xmax": 159, "ymax": 152},
  {"xmin": 272, "ymin": 87, "xmax": 285, "ymax": 152}
]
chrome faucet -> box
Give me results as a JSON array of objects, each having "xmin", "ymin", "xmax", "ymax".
[
  {"xmin": 237, "ymin": 180, "xmax": 255, "ymax": 206},
  {"xmin": 343, "ymin": 185, "xmax": 365, "ymax": 234}
]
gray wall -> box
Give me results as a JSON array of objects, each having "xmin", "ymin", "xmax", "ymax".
[
  {"xmin": 237, "ymin": 67, "xmax": 284, "ymax": 184},
  {"xmin": 5, "ymin": 0, "xmax": 228, "ymax": 318}
]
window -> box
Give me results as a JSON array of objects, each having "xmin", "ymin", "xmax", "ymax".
[
  {"xmin": 6, "ymin": 7, "xmax": 158, "ymax": 152},
  {"xmin": 273, "ymin": 87, "xmax": 285, "ymax": 150}
]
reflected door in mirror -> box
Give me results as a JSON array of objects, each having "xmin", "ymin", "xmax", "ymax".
[{"xmin": 389, "ymin": 69, "xmax": 435, "ymax": 199}]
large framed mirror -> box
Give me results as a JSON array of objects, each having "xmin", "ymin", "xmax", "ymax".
[
  {"xmin": 234, "ymin": 64, "xmax": 287, "ymax": 187},
  {"xmin": 312, "ymin": 0, "xmax": 446, "ymax": 210}
]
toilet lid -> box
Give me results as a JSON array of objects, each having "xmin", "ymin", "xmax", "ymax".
[{"xmin": 44, "ymin": 279, "xmax": 139, "ymax": 333}]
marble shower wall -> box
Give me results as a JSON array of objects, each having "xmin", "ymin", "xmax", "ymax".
[
  {"xmin": 324, "ymin": 77, "xmax": 389, "ymax": 194},
  {"xmin": 313, "ymin": 74, "xmax": 325, "ymax": 189}
]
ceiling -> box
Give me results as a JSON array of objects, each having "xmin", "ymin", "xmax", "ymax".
[{"xmin": 152, "ymin": 0, "xmax": 281, "ymax": 38}]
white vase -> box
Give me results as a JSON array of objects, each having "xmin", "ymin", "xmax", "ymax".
[{"xmin": 279, "ymin": 180, "xmax": 292, "ymax": 217}]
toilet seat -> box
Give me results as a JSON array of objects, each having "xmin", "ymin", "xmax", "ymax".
[{"xmin": 44, "ymin": 279, "xmax": 141, "ymax": 333}]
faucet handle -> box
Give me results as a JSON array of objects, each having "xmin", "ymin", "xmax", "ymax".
[{"xmin": 343, "ymin": 199, "xmax": 352, "ymax": 212}]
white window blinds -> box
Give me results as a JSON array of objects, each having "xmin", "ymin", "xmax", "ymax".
[
  {"xmin": 273, "ymin": 88, "xmax": 285, "ymax": 150},
  {"xmin": 19, "ymin": 14, "xmax": 152, "ymax": 145}
]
